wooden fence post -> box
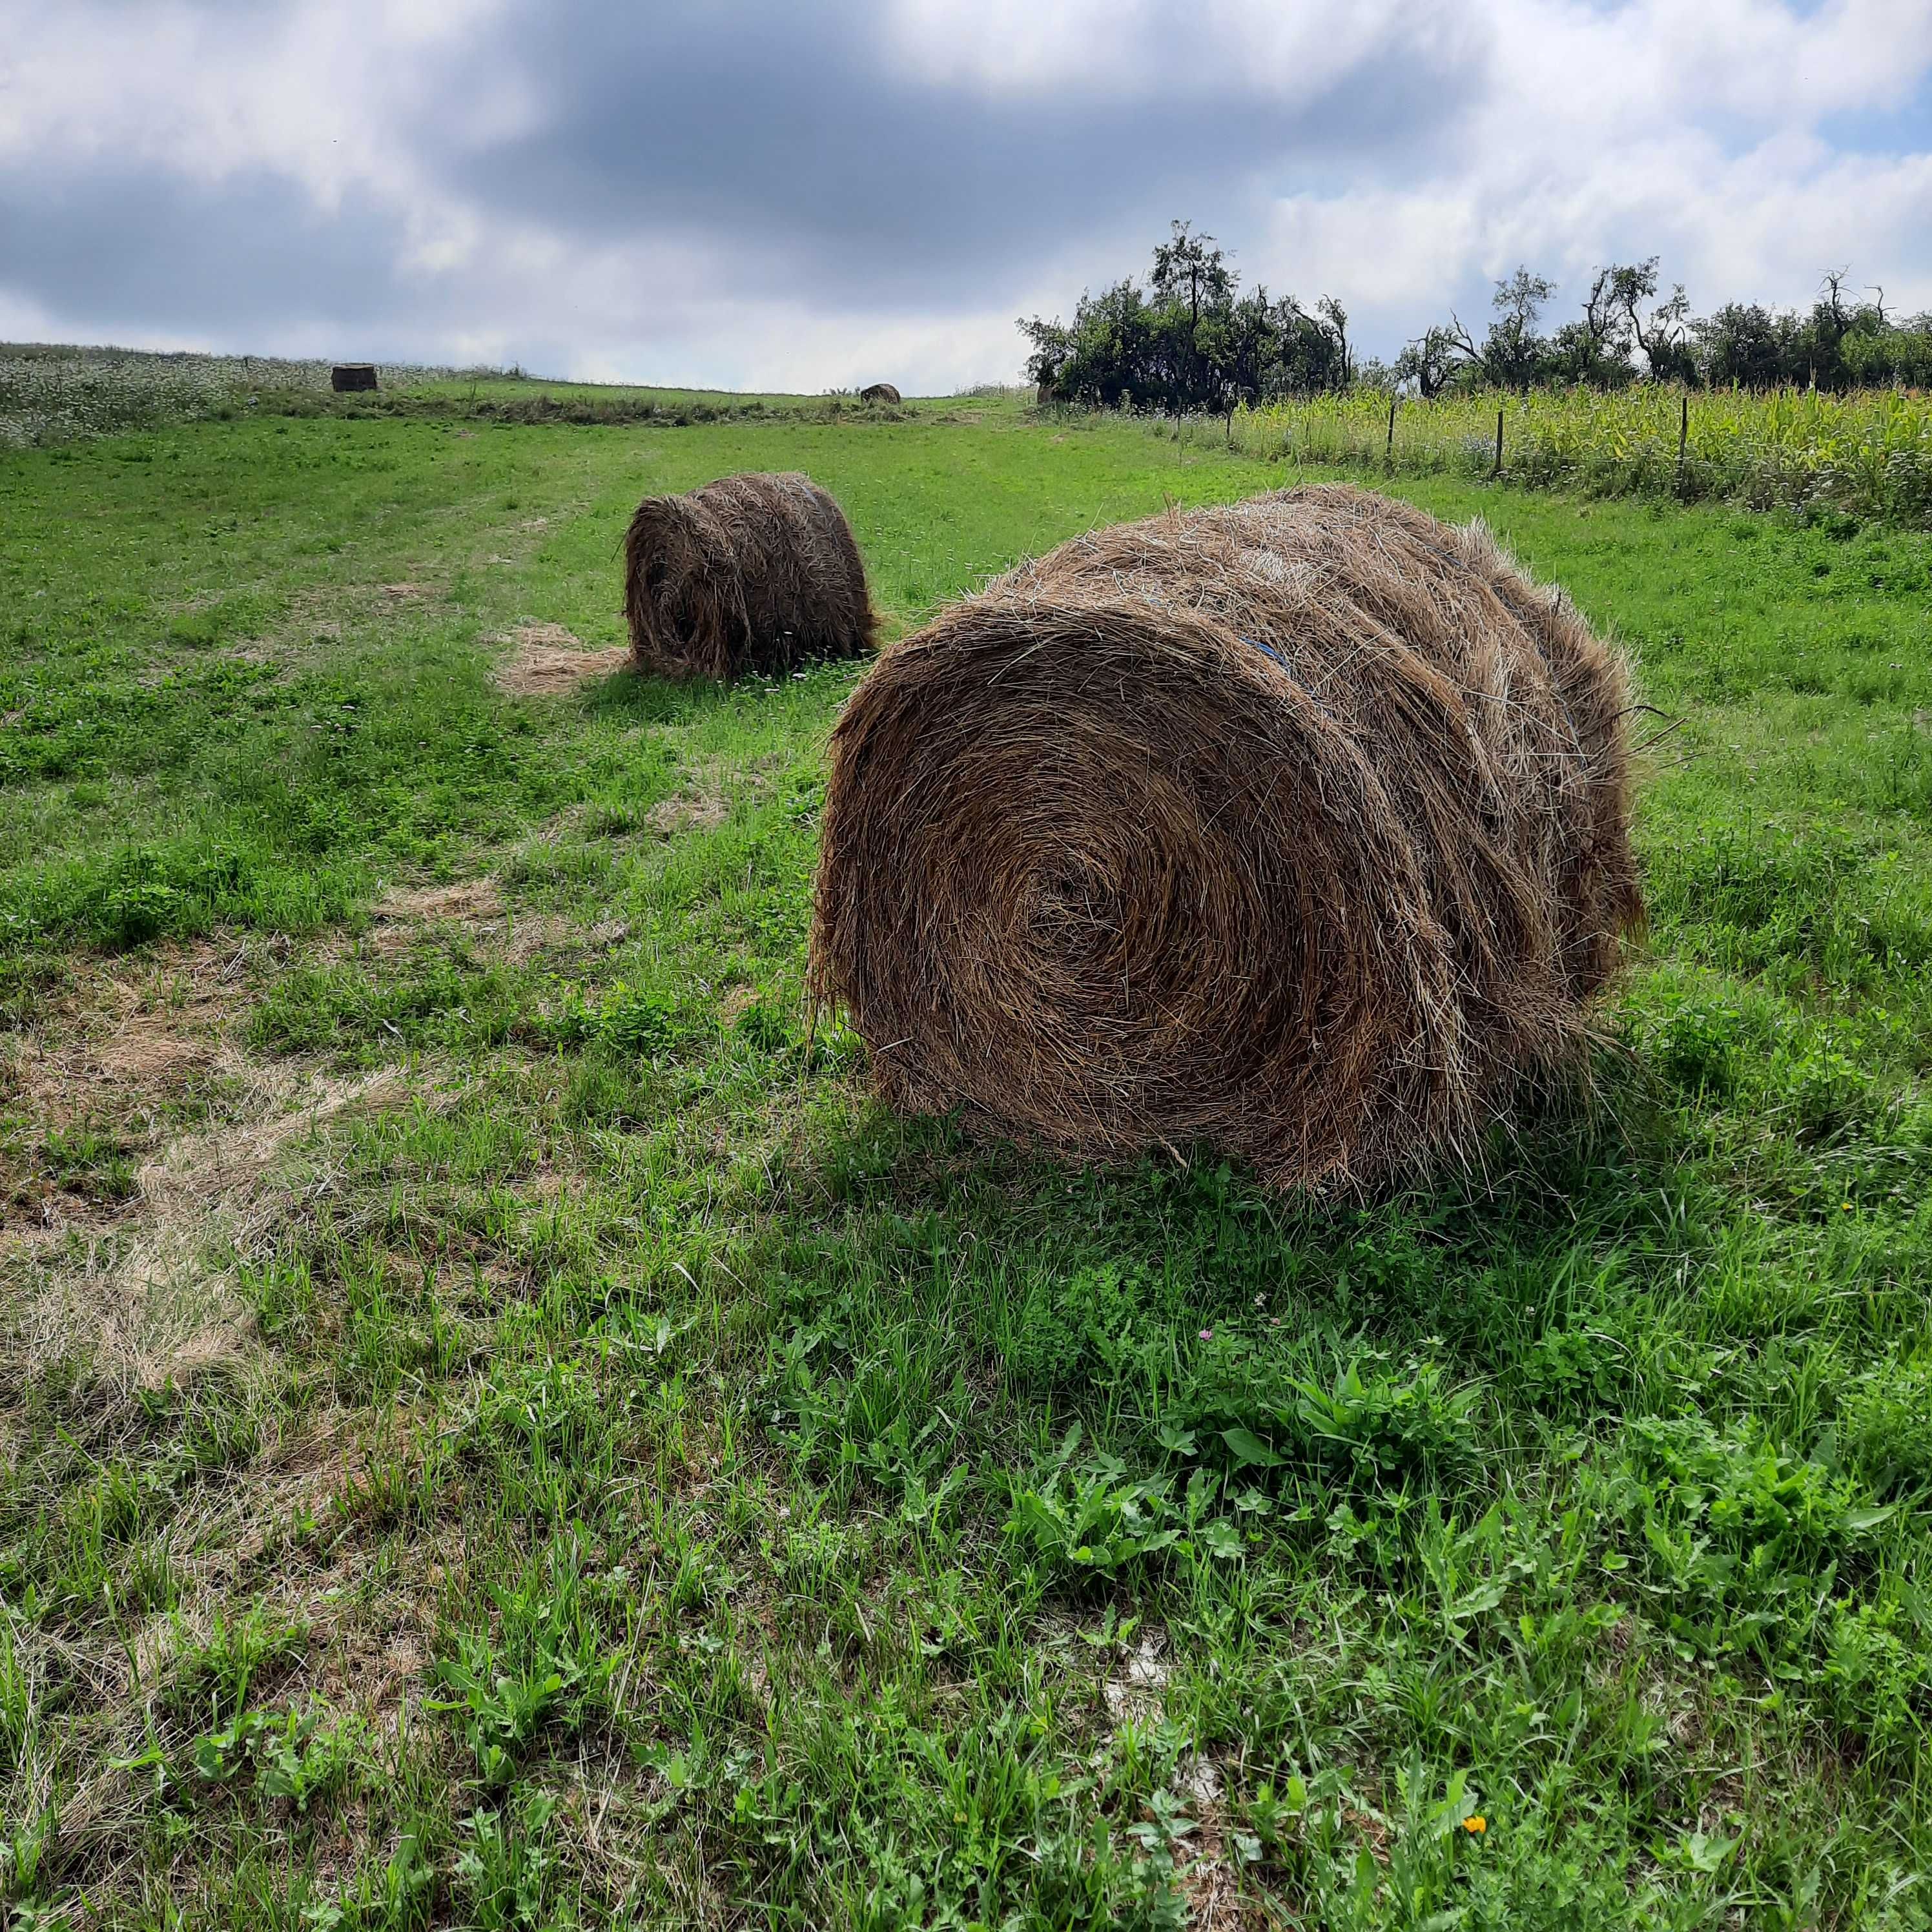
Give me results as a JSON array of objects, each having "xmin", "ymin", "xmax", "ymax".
[
  {"xmin": 1386, "ymin": 395, "xmax": 1397, "ymax": 465},
  {"xmin": 1492, "ymin": 407, "xmax": 1504, "ymax": 478},
  {"xmin": 1676, "ymin": 392, "xmax": 1689, "ymax": 495}
]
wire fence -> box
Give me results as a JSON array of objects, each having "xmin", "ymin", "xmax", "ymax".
[{"xmin": 1146, "ymin": 384, "xmax": 1932, "ymax": 527}]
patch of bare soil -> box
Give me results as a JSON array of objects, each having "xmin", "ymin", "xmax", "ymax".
[
  {"xmin": 1104, "ymin": 1626, "xmax": 1170, "ymax": 1728},
  {"xmin": 95, "ymin": 1029, "xmax": 210, "ymax": 1083},
  {"xmin": 46, "ymin": 1412, "xmax": 462, "ymax": 1887},
  {"xmin": 717, "ymin": 985, "xmax": 760, "ymax": 1023},
  {"xmin": 508, "ymin": 914, "xmax": 630, "ymax": 964},
  {"xmin": 495, "ymin": 623, "xmax": 630, "ymax": 696},
  {"xmin": 1170, "ymin": 1756, "xmax": 1266, "ymax": 1930},
  {"xmin": 380, "ymin": 581, "xmax": 433, "ymax": 600}
]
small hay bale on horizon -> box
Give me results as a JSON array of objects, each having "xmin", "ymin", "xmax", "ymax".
[
  {"xmin": 809, "ymin": 483, "xmax": 1643, "ymax": 1195},
  {"xmin": 859, "ymin": 382, "xmax": 901, "ymax": 405},
  {"xmin": 622, "ymin": 471, "xmax": 875, "ymax": 681}
]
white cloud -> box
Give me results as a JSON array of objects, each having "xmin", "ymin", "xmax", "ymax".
[
  {"xmin": 616, "ymin": 299, "xmax": 1035, "ymax": 394},
  {"xmin": 0, "ymin": 0, "xmax": 520, "ymax": 263},
  {"xmin": 1242, "ymin": 0, "xmax": 1932, "ymax": 356}
]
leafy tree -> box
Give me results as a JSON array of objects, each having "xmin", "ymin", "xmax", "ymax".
[
  {"xmin": 1316, "ymin": 296, "xmax": 1352, "ymax": 387},
  {"xmin": 1476, "ymin": 268, "xmax": 1559, "ymax": 389},
  {"xmin": 1151, "ymin": 220, "xmax": 1235, "ymax": 325},
  {"xmin": 1577, "ymin": 259, "xmax": 1696, "ymax": 384},
  {"xmin": 1394, "ymin": 325, "xmax": 1462, "ymax": 400},
  {"xmin": 1632, "ymin": 283, "xmax": 1696, "ymax": 385},
  {"xmin": 1550, "ymin": 267, "xmax": 1636, "ymax": 385},
  {"xmin": 1019, "ymin": 221, "xmax": 1351, "ymax": 411},
  {"xmin": 1842, "ymin": 312, "xmax": 1932, "ymax": 386},
  {"xmin": 1410, "ymin": 269, "xmax": 1559, "ymax": 393},
  {"xmin": 1692, "ymin": 302, "xmax": 1795, "ymax": 388}
]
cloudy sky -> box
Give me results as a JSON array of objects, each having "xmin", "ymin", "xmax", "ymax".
[{"xmin": 3, "ymin": 0, "xmax": 1928, "ymax": 391}]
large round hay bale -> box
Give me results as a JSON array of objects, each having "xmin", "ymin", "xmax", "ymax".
[
  {"xmin": 809, "ymin": 484, "xmax": 1642, "ymax": 1193},
  {"xmin": 859, "ymin": 382, "xmax": 901, "ymax": 405},
  {"xmin": 622, "ymin": 471, "xmax": 875, "ymax": 681}
]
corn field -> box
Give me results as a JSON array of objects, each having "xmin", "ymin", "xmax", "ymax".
[
  {"xmin": 1208, "ymin": 385, "xmax": 1932, "ymax": 527},
  {"xmin": 0, "ymin": 345, "xmax": 473, "ymax": 449}
]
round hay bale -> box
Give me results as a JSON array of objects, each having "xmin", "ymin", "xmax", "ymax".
[
  {"xmin": 859, "ymin": 382, "xmax": 901, "ymax": 405},
  {"xmin": 622, "ymin": 471, "xmax": 875, "ymax": 681},
  {"xmin": 331, "ymin": 363, "xmax": 379, "ymax": 393},
  {"xmin": 809, "ymin": 484, "xmax": 1643, "ymax": 1193}
]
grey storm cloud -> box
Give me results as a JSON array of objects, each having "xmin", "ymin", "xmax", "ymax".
[
  {"xmin": 437, "ymin": 0, "xmax": 1483, "ymax": 309},
  {"xmin": 0, "ymin": 168, "xmax": 413, "ymax": 334}
]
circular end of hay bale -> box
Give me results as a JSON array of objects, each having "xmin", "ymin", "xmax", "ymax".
[
  {"xmin": 810, "ymin": 487, "xmax": 1641, "ymax": 1192},
  {"xmin": 813, "ymin": 602, "xmax": 1463, "ymax": 1191},
  {"xmin": 858, "ymin": 382, "xmax": 901, "ymax": 406},
  {"xmin": 623, "ymin": 471, "xmax": 874, "ymax": 681},
  {"xmin": 331, "ymin": 363, "xmax": 380, "ymax": 393}
]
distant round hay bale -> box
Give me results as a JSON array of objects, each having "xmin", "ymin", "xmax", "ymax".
[
  {"xmin": 859, "ymin": 382, "xmax": 901, "ymax": 405},
  {"xmin": 622, "ymin": 471, "xmax": 875, "ymax": 681},
  {"xmin": 331, "ymin": 364, "xmax": 379, "ymax": 393},
  {"xmin": 810, "ymin": 484, "xmax": 1642, "ymax": 1193}
]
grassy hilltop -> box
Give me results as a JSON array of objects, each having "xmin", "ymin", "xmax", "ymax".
[{"xmin": 2, "ymin": 382, "xmax": 1931, "ymax": 1927}]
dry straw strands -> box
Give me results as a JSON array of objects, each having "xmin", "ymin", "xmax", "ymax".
[
  {"xmin": 810, "ymin": 484, "xmax": 1643, "ymax": 1193},
  {"xmin": 622, "ymin": 470, "xmax": 875, "ymax": 680}
]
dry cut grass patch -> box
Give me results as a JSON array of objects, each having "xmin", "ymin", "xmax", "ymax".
[
  {"xmin": 494, "ymin": 622, "xmax": 630, "ymax": 697},
  {"xmin": 4, "ymin": 1062, "xmax": 443, "ymax": 1394}
]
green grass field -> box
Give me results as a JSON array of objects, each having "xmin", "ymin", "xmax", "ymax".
[{"xmin": 3, "ymin": 402, "xmax": 1931, "ymax": 1929}]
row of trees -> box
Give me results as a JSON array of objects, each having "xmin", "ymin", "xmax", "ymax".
[
  {"xmin": 1022, "ymin": 224, "xmax": 1932, "ymax": 411},
  {"xmin": 1395, "ymin": 261, "xmax": 1931, "ymax": 396}
]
